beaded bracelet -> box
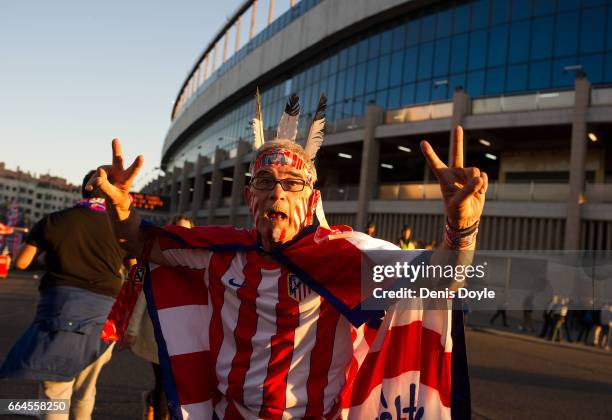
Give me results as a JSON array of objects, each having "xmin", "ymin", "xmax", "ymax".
[{"xmin": 444, "ymin": 219, "xmax": 479, "ymax": 249}]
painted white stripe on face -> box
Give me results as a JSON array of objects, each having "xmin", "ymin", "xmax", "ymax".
[
  {"xmin": 299, "ymin": 196, "xmax": 309, "ymax": 228},
  {"xmin": 291, "ymin": 209, "xmax": 301, "ymax": 233},
  {"xmin": 291, "ymin": 195, "xmax": 308, "ymax": 233}
]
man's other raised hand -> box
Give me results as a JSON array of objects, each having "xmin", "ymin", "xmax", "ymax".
[{"xmin": 420, "ymin": 126, "xmax": 487, "ymax": 230}]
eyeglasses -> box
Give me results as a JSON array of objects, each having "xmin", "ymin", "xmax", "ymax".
[{"xmin": 250, "ymin": 177, "xmax": 308, "ymax": 192}]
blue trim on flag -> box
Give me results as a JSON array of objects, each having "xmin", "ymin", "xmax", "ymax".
[
  {"xmin": 265, "ymin": 221, "xmax": 382, "ymax": 326},
  {"xmin": 208, "ymin": 242, "xmax": 260, "ymax": 252},
  {"xmin": 268, "ymin": 251, "xmax": 377, "ymax": 327},
  {"xmin": 141, "ymin": 219, "xmax": 261, "ymax": 253},
  {"xmin": 271, "ymin": 222, "xmax": 318, "ymax": 247},
  {"xmin": 450, "ymin": 304, "xmax": 471, "ymax": 420},
  {"xmin": 141, "ymin": 216, "xmax": 321, "ymax": 255},
  {"xmin": 143, "ymin": 266, "xmax": 184, "ymax": 420},
  {"xmin": 270, "ymin": 245, "xmax": 433, "ymax": 328}
]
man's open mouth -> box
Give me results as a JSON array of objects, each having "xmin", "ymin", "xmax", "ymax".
[{"xmin": 266, "ymin": 210, "xmax": 287, "ymax": 220}]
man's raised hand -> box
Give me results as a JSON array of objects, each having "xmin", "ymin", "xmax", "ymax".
[
  {"xmin": 85, "ymin": 138, "xmax": 144, "ymax": 212},
  {"xmin": 420, "ymin": 126, "xmax": 487, "ymax": 230}
]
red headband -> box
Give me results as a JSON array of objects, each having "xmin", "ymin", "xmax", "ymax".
[{"xmin": 250, "ymin": 148, "xmax": 313, "ymax": 183}]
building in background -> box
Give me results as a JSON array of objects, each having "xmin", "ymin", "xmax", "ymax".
[
  {"xmin": 0, "ymin": 162, "xmax": 80, "ymax": 226},
  {"xmin": 142, "ymin": 0, "xmax": 612, "ymax": 250}
]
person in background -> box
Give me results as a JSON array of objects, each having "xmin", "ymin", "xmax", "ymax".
[
  {"xmin": 539, "ymin": 295, "xmax": 558, "ymax": 339},
  {"xmin": 519, "ymin": 293, "xmax": 535, "ymax": 333},
  {"xmin": 599, "ymin": 303, "xmax": 612, "ymax": 351},
  {"xmin": 366, "ymin": 220, "xmax": 376, "ymax": 237},
  {"xmin": 592, "ymin": 304, "xmax": 603, "ymax": 347},
  {"xmin": 397, "ymin": 225, "xmax": 417, "ymax": 250},
  {"xmin": 0, "ymin": 170, "xmax": 128, "ymax": 420},
  {"xmin": 425, "ymin": 240, "xmax": 436, "ymax": 251},
  {"xmin": 562, "ymin": 297, "xmax": 575, "ymax": 342},
  {"xmin": 489, "ymin": 306, "xmax": 509, "ymax": 328},
  {"xmin": 564, "ymin": 305, "xmax": 576, "ymax": 340},
  {"xmin": 576, "ymin": 306, "xmax": 595, "ymax": 345},
  {"xmin": 170, "ymin": 214, "xmax": 194, "ymax": 229},
  {"xmin": 550, "ymin": 297, "xmax": 570, "ymax": 342}
]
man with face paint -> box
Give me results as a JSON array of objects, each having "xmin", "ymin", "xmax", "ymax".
[
  {"xmin": 87, "ymin": 93, "xmax": 485, "ymax": 419},
  {"xmin": 245, "ymin": 140, "xmax": 320, "ymax": 249}
]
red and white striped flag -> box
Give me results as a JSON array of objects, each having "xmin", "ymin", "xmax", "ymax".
[{"xmin": 135, "ymin": 223, "xmax": 470, "ymax": 420}]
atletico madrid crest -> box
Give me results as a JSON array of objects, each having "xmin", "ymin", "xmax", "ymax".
[
  {"xmin": 129, "ymin": 264, "xmax": 146, "ymax": 284},
  {"xmin": 287, "ymin": 273, "xmax": 312, "ymax": 301}
]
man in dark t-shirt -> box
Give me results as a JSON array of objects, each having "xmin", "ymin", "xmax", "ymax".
[
  {"xmin": 0, "ymin": 170, "xmax": 127, "ymax": 420},
  {"xmin": 26, "ymin": 197, "xmax": 125, "ymax": 297}
]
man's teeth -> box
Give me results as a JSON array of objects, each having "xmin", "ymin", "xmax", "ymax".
[{"xmin": 268, "ymin": 211, "xmax": 286, "ymax": 219}]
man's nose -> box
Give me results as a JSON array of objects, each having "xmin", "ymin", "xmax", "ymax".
[{"xmin": 269, "ymin": 181, "xmax": 285, "ymax": 199}]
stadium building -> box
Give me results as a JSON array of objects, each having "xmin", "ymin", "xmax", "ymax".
[{"xmin": 143, "ymin": 0, "xmax": 612, "ymax": 250}]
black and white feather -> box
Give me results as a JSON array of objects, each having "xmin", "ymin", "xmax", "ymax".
[
  {"xmin": 304, "ymin": 94, "xmax": 327, "ymax": 160},
  {"xmin": 276, "ymin": 94, "xmax": 300, "ymax": 142}
]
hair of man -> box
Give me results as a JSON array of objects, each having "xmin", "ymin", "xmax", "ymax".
[{"xmin": 82, "ymin": 170, "xmax": 104, "ymax": 199}]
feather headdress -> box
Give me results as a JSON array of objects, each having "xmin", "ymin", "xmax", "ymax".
[
  {"xmin": 276, "ymin": 93, "xmax": 300, "ymax": 142},
  {"xmin": 304, "ymin": 94, "xmax": 326, "ymax": 160},
  {"xmin": 251, "ymin": 87, "xmax": 265, "ymax": 150},
  {"xmin": 251, "ymin": 90, "xmax": 326, "ymax": 162}
]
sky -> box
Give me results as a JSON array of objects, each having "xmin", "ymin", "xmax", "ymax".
[{"xmin": 0, "ymin": 0, "xmax": 245, "ymax": 190}]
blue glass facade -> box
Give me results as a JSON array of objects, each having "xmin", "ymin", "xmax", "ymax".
[{"xmin": 168, "ymin": 0, "xmax": 612, "ymax": 169}]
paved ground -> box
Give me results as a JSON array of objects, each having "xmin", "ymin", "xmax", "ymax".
[
  {"xmin": 1, "ymin": 272, "xmax": 611, "ymax": 419},
  {"xmin": 467, "ymin": 326, "xmax": 612, "ymax": 419},
  {"xmin": 0, "ymin": 273, "xmax": 152, "ymax": 420}
]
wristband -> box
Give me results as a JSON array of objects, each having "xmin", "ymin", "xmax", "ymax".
[{"xmin": 444, "ymin": 219, "xmax": 479, "ymax": 249}]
